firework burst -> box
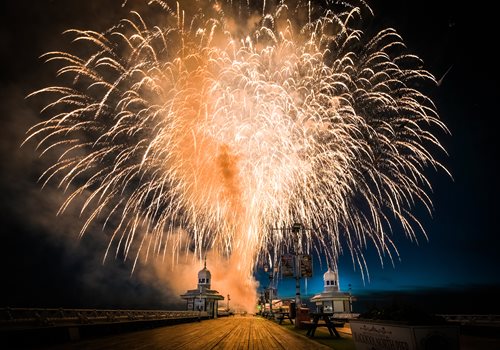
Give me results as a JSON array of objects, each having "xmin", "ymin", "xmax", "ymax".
[{"xmin": 26, "ymin": 0, "xmax": 448, "ymax": 285}]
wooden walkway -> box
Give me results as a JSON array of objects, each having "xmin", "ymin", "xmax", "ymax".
[{"xmin": 44, "ymin": 316, "xmax": 331, "ymax": 350}]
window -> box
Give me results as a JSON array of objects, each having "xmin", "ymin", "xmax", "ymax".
[
  {"xmin": 326, "ymin": 281, "xmax": 330, "ymax": 285},
  {"xmin": 207, "ymin": 278, "xmax": 210, "ymax": 284}
]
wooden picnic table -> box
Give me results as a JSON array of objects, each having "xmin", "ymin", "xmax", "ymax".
[
  {"xmin": 276, "ymin": 311, "xmax": 294, "ymax": 325},
  {"xmin": 304, "ymin": 312, "xmax": 342, "ymax": 338}
]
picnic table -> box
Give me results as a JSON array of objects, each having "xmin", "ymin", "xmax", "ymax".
[
  {"xmin": 303, "ymin": 313, "xmax": 342, "ymax": 338},
  {"xmin": 276, "ymin": 312, "xmax": 294, "ymax": 325}
]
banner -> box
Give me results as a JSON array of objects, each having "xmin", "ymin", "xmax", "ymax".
[
  {"xmin": 300, "ymin": 254, "xmax": 313, "ymax": 277},
  {"xmin": 281, "ymin": 254, "xmax": 295, "ymax": 277}
]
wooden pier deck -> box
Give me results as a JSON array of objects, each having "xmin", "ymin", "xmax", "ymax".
[{"xmin": 42, "ymin": 315, "xmax": 331, "ymax": 350}]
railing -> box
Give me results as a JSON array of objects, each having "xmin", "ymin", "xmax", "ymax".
[
  {"xmin": 331, "ymin": 313, "xmax": 360, "ymax": 320},
  {"xmin": 0, "ymin": 307, "xmax": 208, "ymax": 329},
  {"xmin": 437, "ymin": 314, "xmax": 500, "ymax": 326}
]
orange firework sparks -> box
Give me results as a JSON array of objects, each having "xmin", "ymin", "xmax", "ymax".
[{"xmin": 25, "ymin": 0, "xmax": 448, "ymax": 310}]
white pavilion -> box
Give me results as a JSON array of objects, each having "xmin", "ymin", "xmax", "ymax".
[
  {"xmin": 180, "ymin": 260, "xmax": 224, "ymax": 318},
  {"xmin": 310, "ymin": 268, "xmax": 353, "ymax": 315}
]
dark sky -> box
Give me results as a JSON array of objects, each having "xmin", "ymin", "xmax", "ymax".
[{"xmin": 0, "ymin": 0, "xmax": 498, "ymax": 313}]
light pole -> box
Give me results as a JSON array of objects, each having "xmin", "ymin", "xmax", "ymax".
[
  {"xmin": 348, "ymin": 284, "xmax": 352, "ymax": 313},
  {"xmin": 292, "ymin": 223, "xmax": 302, "ymax": 325},
  {"xmin": 264, "ymin": 263, "xmax": 275, "ymax": 317},
  {"xmin": 227, "ymin": 294, "xmax": 230, "ymax": 312},
  {"xmin": 271, "ymin": 222, "xmax": 311, "ymax": 326},
  {"xmin": 260, "ymin": 290, "xmax": 265, "ymax": 315},
  {"xmin": 198, "ymin": 291, "xmax": 202, "ymax": 322}
]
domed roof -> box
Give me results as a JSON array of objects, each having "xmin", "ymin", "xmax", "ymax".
[
  {"xmin": 323, "ymin": 268, "xmax": 337, "ymax": 281},
  {"xmin": 198, "ymin": 266, "xmax": 211, "ymax": 279},
  {"xmin": 198, "ymin": 259, "xmax": 211, "ymax": 279}
]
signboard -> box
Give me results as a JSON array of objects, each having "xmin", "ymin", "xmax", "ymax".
[
  {"xmin": 350, "ymin": 320, "xmax": 459, "ymax": 350},
  {"xmin": 299, "ymin": 254, "xmax": 313, "ymax": 277},
  {"xmin": 350, "ymin": 320, "xmax": 416, "ymax": 350},
  {"xmin": 281, "ymin": 254, "xmax": 295, "ymax": 277},
  {"xmin": 281, "ymin": 254, "xmax": 313, "ymax": 278}
]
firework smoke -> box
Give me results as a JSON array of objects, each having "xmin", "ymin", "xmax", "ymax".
[{"xmin": 26, "ymin": 0, "xmax": 447, "ymax": 310}]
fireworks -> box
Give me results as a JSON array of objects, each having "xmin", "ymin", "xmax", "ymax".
[{"xmin": 26, "ymin": 0, "xmax": 447, "ymax": 284}]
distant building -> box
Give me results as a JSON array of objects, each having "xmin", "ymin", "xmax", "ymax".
[
  {"xmin": 180, "ymin": 260, "xmax": 224, "ymax": 318},
  {"xmin": 310, "ymin": 268, "xmax": 353, "ymax": 315}
]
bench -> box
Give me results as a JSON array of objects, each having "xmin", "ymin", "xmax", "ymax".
[{"xmin": 301, "ymin": 320, "xmax": 341, "ymax": 338}]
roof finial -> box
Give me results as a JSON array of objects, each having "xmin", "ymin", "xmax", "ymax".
[{"xmin": 204, "ymin": 255, "xmax": 207, "ymax": 269}]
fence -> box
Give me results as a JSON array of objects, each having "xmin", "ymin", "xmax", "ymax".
[{"xmin": 0, "ymin": 307, "xmax": 207, "ymax": 329}]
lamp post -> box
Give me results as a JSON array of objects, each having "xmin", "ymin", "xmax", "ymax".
[
  {"xmin": 198, "ymin": 291, "xmax": 202, "ymax": 322},
  {"xmin": 348, "ymin": 283, "xmax": 352, "ymax": 314},
  {"xmin": 259, "ymin": 290, "xmax": 265, "ymax": 315},
  {"xmin": 227, "ymin": 294, "xmax": 230, "ymax": 312},
  {"xmin": 271, "ymin": 222, "xmax": 310, "ymax": 326},
  {"xmin": 291, "ymin": 222, "xmax": 303, "ymax": 326},
  {"xmin": 264, "ymin": 263, "xmax": 275, "ymax": 316}
]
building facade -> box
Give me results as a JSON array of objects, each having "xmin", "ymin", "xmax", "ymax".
[
  {"xmin": 310, "ymin": 268, "xmax": 353, "ymax": 315},
  {"xmin": 180, "ymin": 260, "xmax": 224, "ymax": 318}
]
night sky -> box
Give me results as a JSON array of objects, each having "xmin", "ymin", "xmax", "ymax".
[{"xmin": 1, "ymin": 0, "xmax": 498, "ymax": 313}]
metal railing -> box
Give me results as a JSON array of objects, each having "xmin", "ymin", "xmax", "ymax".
[
  {"xmin": 0, "ymin": 307, "xmax": 207, "ymax": 329},
  {"xmin": 330, "ymin": 313, "xmax": 360, "ymax": 320},
  {"xmin": 437, "ymin": 314, "xmax": 500, "ymax": 326}
]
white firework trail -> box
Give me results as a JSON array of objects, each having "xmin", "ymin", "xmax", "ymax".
[{"xmin": 25, "ymin": 0, "xmax": 448, "ymax": 289}]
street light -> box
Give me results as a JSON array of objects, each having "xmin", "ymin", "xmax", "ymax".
[
  {"xmin": 348, "ymin": 284, "xmax": 352, "ymax": 314},
  {"xmin": 292, "ymin": 223, "xmax": 302, "ymax": 233},
  {"xmin": 291, "ymin": 223, "xmax": 302, "ymax": 326},
  {"xmin": 198, "ymin": 291, "xmax": 202, "ymax": 322},
  {"xmin": 264, "ymin": 263, "xmax": 275, "ymax": 317},
  {"xmin": 271, "ymin": 222, "xmax": 311, "ymax": 326}
]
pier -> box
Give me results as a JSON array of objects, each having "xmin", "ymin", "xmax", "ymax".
[
  {"xmin": 2, "ymin": 307, "xmax": 500, "ymax": 349},
  {"xmin": 37, "ymin": 315, "xmax": 331, "ymax": 350}
]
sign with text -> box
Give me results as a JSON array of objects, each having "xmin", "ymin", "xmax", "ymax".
[
  {"xmin": 299, "ymin": 254, "xmax": 313, "ymax": 277},
  {"xmin": 281, "ymin": 254, "xmax": 294, "ymax": 277},
  {"xmin": 350, "ymin": 320, "xmax": 415, "ymax": 350},
  {"xmin": 350, "ymin": 320, "xmax": 459, "ymax": 350}
]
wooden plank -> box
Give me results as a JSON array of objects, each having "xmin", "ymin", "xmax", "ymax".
[{"xmin": 42, "ymin": 315, "xmax": 331, "ymax": 350}]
